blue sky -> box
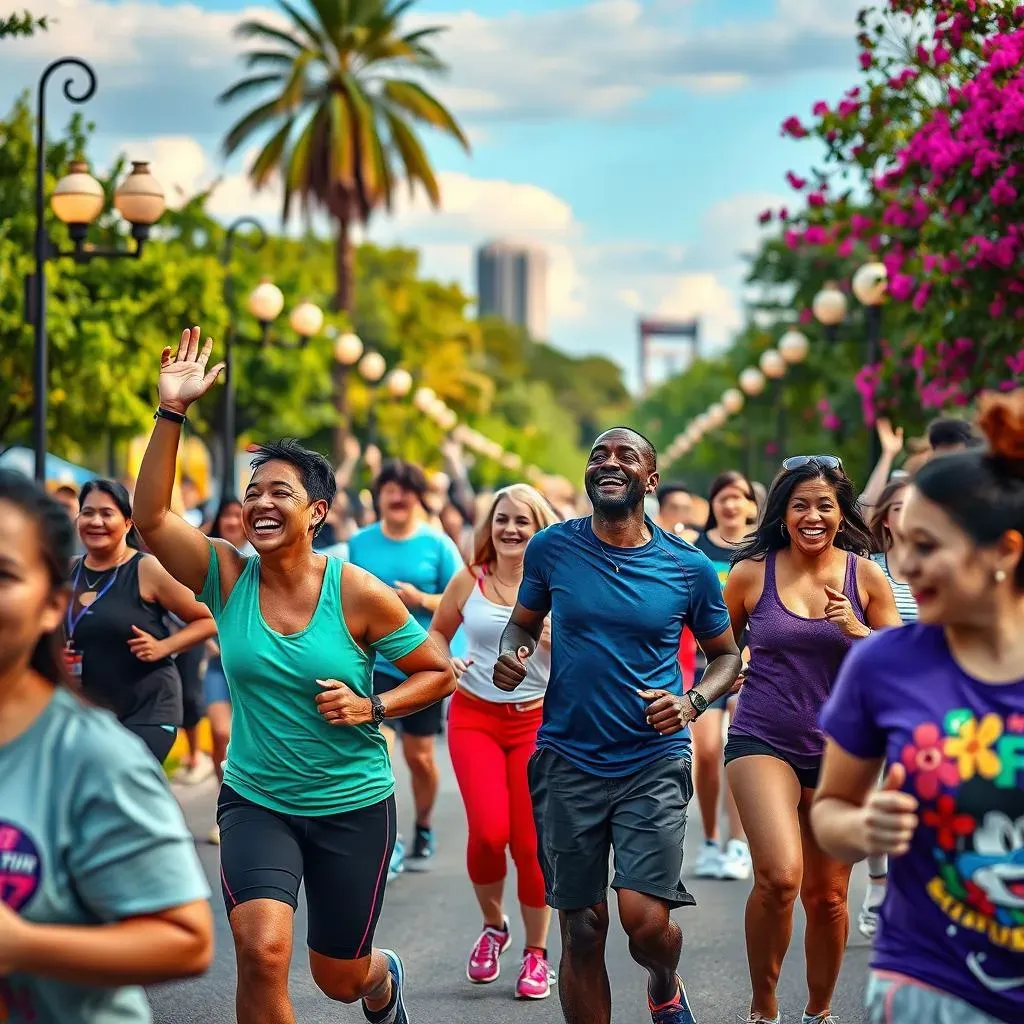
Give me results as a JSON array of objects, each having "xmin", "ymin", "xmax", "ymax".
[{"xmin": 2, "ymin": 0, "xmax": 865, "ymax": 388}]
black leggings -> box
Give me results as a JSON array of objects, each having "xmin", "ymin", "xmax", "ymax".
[{"xmin": 125, "ymin": 723, "xmax": 177, "ymax": 765}]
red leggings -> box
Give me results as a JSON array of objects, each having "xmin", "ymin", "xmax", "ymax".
[{"xmin": 447, "ymin": 689, "xmax": 547, "ymax": 908}]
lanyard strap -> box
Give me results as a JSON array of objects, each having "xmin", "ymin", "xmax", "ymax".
[{"xmin": 66, "ymin": 560, "xmax": 122, "ymax": 640}]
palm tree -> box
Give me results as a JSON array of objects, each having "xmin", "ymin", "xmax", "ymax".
[{"xmin": 220, "ymin": 0, "xmax": 470, "ymax": 314}]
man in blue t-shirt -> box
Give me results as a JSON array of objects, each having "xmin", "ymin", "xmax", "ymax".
[
  {"xmin": 494, "ymin": 427, "xmax": 741, "ymax": 1024},
  {"xmin": 348, "ymin": 460, "xmax": 463, "ymax": 873}
]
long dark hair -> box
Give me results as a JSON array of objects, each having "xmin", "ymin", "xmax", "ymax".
[
  {"xmin": 0, "ymin": 470, "xmax": 76, "ymax": 688},
  {"xmin": 869, "ymin": 478, "xmax": 909, "ymax": 555},
  {"xmin": 705, "ymin": 470, "xmax": 756, "ymax": 531},
  {"xmin": 915, "ymin": 391, "xmax": 1024, "ymax": 587},
  {"xmin": 208, "ymin": 498, "xmax": 243, "ymax": 541},
  {"xmin": 732, "ymin": 460, "xmax": 873, "ymax": 563},
  {"xmin": 79, "ymin": 479, "xmax": 143, "ymax": 549}
]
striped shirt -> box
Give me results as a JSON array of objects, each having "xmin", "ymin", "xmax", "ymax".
[{"xmin": 870, "ymin": 551, "xmax": 918, "ymax": 623}]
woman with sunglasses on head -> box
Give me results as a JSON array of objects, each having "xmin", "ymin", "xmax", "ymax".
[
  {"xmin": 0, "ymin": 470, "xmax": 213, "ymax": 1023},
  {"xmin": 722, "ymin": 455, "xmax": 901, "ymax": 1024},
  {"xmin": 133, "ymin": 328, "xmax": 455, "ymax": 1024},
  {"xmin": 70, "ymin": 479, "xmax": 217, "ymax": 765},
  {"xmin": 691, "ymin": 470, "xmax": 756, "ymax": 883},
  {"xmin": 813, "ymin": 390, "xmax": 1024, "ymax": 1024},
  {"xmin": 855, "ymin": 477, "xmax": 920, "ymax": 939},
  {"xmin": 430, "ymin": 484, "xmax": 559, "ymax": 1001}
]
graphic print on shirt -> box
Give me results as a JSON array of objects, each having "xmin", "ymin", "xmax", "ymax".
[
  {"xmin": 902, "ymin": 710, "xmax": 1024, "ymax": 993},
  {"xmin": 0, "ymin": 821, "xmax": 41, "ymax": 912}
]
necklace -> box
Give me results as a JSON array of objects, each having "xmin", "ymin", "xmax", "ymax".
[
  {"xmin": 487, "ymin": 569, "xmax": 521, "ymax": 605},
  {"xmin": 592, "ymin": 528, "xmax": 649, "ymax": 573},
  {"xmin": 82, "ymin": 564, "xmax": 116, "ymax": 590}
]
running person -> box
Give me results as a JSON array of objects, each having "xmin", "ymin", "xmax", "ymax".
[
  {"xmin": 70, "ymin": 479, "xmax": 216, "ymax": 764},
  {"xmin": 133, "ymin": 327, "xmax": 455, "ymax": 1024},
  {"xmin": 691, "ymin": 470, "xmax": 754, "ymax": 882},
  {"xmin": 857, "ymin": 477, "xmax": 919, "ymax": 938},
  {"xmin": 494, "ymin": 428, "xmax": 742, "ymax": 1024},
  {"xmin": 0, "ymin": 470, "xmax": 213, "ymax": 1023},
  {"xmin": 430, "ymin": 485, "xmax": 559, "ymax": 1000},
  {"xmin": 348, "ymin": 460, "xmax": 463, "ymax": 873},
  {"xmin": 723, "ymin": 456, "xmax": 901, "ymax": 1024},
  {"xmin": 813, "ymin": 390, "xmax": 1024, "ymax": 1024}
]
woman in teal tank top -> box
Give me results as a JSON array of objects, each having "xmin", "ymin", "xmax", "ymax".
[{"xmin": 133, "ymin": 327, "xmax": 456, "ymax": 1024}]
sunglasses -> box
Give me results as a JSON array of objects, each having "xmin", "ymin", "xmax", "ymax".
[{"xmin": 781, "ymin": 455, "xmax": 843, "ymax": 472}]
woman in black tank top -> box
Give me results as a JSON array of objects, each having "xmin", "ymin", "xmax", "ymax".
[{"xmin": 69, "ymin": 480, "xmax": 216, "ymax": 762}]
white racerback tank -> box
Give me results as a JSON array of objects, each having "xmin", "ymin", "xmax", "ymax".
[{"xmin": 458, "ymin": 576, "xmax": 550, "ymax": 704}]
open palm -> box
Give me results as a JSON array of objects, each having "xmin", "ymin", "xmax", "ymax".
[{"xmin": 159, "ymin": 327, "xmax": 225, "ymax": 412}]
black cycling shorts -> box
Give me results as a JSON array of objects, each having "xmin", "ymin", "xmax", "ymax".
[
  {"xmin": 724, "ymin": 732, "xmax": 821, "ymax": 790},
  {"xmin": 217, "ymin": 784, "xmax": 396, "ymax": 960},
  {"xmin": 373, "ymin": 670, "xmax": 445, "ymax": 737}
]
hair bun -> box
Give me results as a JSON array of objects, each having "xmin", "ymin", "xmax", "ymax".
[{"xmin": 977, "ymin": 389, "xmax": 1024, "ymax": 471}]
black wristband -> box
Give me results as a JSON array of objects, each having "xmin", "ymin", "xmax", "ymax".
[
  {"xmin": 687, "ymin": 690, "xmax": 709, "ymax": 718},
  {"xmin": 155, "ymin": 407, "xmax": 187, "ymax": 425}
]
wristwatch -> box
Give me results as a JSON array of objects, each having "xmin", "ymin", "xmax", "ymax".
[
  {"xmin": 369, "ymin": 693, "xmax": 387, "ymax": 726},
  {"xmin": 687, "ymin": 691, "xmax": 709, "ymax": 719}
]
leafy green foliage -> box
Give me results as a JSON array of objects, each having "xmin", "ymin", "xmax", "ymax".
[{"xmin": 0, "ymin": 10, "xmax": 48, "ymax": 37}]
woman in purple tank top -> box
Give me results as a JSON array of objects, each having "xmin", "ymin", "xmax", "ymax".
[{"xmin": 722, "ymin": 457, "xmax": 900, "ymax": 1024}]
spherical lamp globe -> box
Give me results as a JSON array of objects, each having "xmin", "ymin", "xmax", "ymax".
[
  {"xmin": 51, "ymin": 160, "xmax": 105, "ymax": 225},
  {"xmin": 248, "ymin": 280, "xmax": 285, "ymax": 324},
  {"xmin": 289, "ymin": 301, "xmax": 324, "ymax": 339},
  {"xmin": 334, "ymin": 332, "xmax": 364, "ymax": 366},
  {"xmin": 722, "ymin": 388, "xmax": 745, "ymax": 415},
  {"xmin": 385, "ymin": 368, "xmax": 412, "ymax": 398},
  {"xmin": 759, "ymin": 349, "xmax": 786, "ymax": 380},
  {"xmin": 779, "ymin": 330, "xmax": 810, "ymax": 364},
  {"xmin": 358, "ymin": 351, "xmax": 387, "ymax": 383},
  {"xmin": 414, "ymin": 387, "xmax": 436, "ymax": 413},
  {"xmin": 852, "ymin": 262, "xmax": 888, "ymax": 306},
  {"xmin": 113, "ymin": 161, "xmax": 165, "ymax": 226},
  {"xmin": 739, "ymin": 366, "xmax": 767, "ymax": 397},
  {"xmin": 812, "ymin": 285, "xmax": 848, "ymax": 326}
]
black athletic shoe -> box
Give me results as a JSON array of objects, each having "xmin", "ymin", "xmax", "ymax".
[
  {"xmin": 405, "ymin": 826, "xmax": 435, "ymax": 872},
  {"xmin": 363, "ymin": 949, "xmax": 408, "ymax": 1024}
]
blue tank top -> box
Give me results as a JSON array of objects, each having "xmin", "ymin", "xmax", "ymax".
[{"xmin": 730, "ymin": 550, "xmax": 866, "ymax": 766}]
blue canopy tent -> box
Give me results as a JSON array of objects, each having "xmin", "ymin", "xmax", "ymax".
[{"xmin": 0, "ymin": 447, "xmax": 97, "ymax": 487}]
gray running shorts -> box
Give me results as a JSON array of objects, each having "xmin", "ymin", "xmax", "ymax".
[
  {"xmin": 527, "ymin": 746, "xmax": 696, "ymax": 911},
  {"xmin": 866, "ymin": 971, "xmax": 1004, "ymax": 1024}
]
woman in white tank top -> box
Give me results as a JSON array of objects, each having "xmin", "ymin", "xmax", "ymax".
[{"xmin": 430, "ymin": 484, "xmax": 559, "ymax": 1002}]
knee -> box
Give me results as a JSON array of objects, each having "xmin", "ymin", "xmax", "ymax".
[
  {"xmin": 311, "ymin": 961, "xmax": 370, "ymax": 1004},
  {"xmin": 801, "ymin": 884, "xmax": 849, "ymax": 923},
  {"xmin": 233, "ymin": 925, "xmax": 291, "ymax": 986},
  {"xmin": 471, "ymin": 822, "xmax": 509, "ymax": 861},
  {"xmin": 753, "ymin": 864, "xmax": 801, "ymax": 908},
  {"xmin": 403, "ymin": 744, "xmax": 436, "ymax": 777},
  {"xmin": 562, "ymin": 907, "xmax": 609, "ymax": 961},
  {"xmin": 211, "ymin": 725, "xmax": 230, "ymax": 754}
]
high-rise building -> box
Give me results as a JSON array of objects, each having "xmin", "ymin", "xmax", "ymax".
[{"xmin": 476, "ymin": 241, "xmax": 548, "ymax": 339}]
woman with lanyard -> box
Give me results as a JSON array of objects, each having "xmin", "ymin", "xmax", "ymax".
[
  {"xmin": 68, "ymin": 479, "xmax": 215, "ymax": 764},
  {"xmin": 0, "ymin": 470, "xmax": 213, "ymax": 1023},
  {"xmin": 133, "ymin": 327, "xmax": 454, "ymax": 1024},
  {"xmin": 856, "ymin": 477, "xmax": 919, "ymax": 939},
  {"xmin": 722, "ymin": 455, "xmax": 901, "ymax": 1024},
  {"xmin": 814, "ymin": 390, "xmax": 1024, "ymax": 1024},
  {"xmin": 430, "ymin": 484, "xmax": 558, "ymax": 1001},
  {"xmin": 201, "ymin": 497, "xmax": 254, "ymax": 844},
  {"xmin": 691, "ymin": 469, "xmax": 756, "ymax": 882}
]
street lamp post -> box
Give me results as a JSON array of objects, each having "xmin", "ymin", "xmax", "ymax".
[
  {"xmin": 358, "ymin": 351, "xmax": 387, "ymax": 449},
  {"xmin": 220, "ymin": 217, "xmax": 266, "ymax": 500},
  {"xmin": 29, "ymin": 57, "xmax": 165, "ymax": 481},
  {"xmin": 332, "ymin": 331, "xmax": 364, "ymax": 463},
  {"xmin": 759, "ymin": 348, "xmax": 787, "ymax": 463},
  {"xmin": 852, "ymin": 262, "xmax": 888, "ymax": 467},
  {"xmin": 739, "ymin": 366, "xmax": 767, "ymax": 480}
]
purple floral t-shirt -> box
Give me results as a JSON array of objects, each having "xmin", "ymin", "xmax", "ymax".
[{"xmin": 821, "ymin": 624, "xmax": 1024, "ymax": 1023}]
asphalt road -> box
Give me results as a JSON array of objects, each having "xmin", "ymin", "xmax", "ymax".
[{"xmin": 149, "ymin": 745, "xmax": 872, "ymax": 1023}]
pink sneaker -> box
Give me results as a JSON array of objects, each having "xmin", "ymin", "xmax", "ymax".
[
  {"xmin": 466, "ymin": 918, "xmax": 511, "ymax": 984},
  {"xmin": 515, "ymin": 950, "xmax": 555, "ymax": 1000}
]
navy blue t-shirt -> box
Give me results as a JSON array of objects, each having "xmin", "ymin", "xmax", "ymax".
[{"xmin": 518, "ymin": 516, "xmax": 731, "ymax": 777}]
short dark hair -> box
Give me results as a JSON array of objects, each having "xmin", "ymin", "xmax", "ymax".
[
  {"xmin": 372, "ymin": 459, "xmax": 429, "ymax": 515},
  {"xmin": 0, "ymin": 469, "xmax": 76, "ymax": 689},
  {"xmin": 79, "ymin": 478, "xmax": 143, "ymax": 549},
  {"xmin": 927, "ymin": 417, "xmax": 983, "ymax": 450},
  {"xmin": 915, "ymin": 392, "xmax": 1024, "ymax": 587},
  {"xmin": 594, "ymin": 427, "xmax": 658, "ymax": 471},
  {"xmin": 657, "ymin": 482, "xmax": 689, "ymax": 508},
  {"xmin": 249, "ymin": 440, "xmax": 336, "ymax": 509},
  {"xmin": 733, "ymin": 459, "xmax": 873, "ymax": 563}
]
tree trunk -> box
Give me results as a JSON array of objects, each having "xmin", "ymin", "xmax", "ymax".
[{"xmin": 332, "ymin": 217, "xmax": 355, "ymax": 466}]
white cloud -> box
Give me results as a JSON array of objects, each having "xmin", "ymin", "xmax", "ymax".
[{"xmin": 655, "ymin": 272, "xmax": 744, "ymax": 341}]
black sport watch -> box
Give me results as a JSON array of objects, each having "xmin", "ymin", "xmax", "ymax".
[
  {"xmin": 687, "ymin": 691, "xmax": 709, "ymax": 719},
  {"xmin": 369, "ymin": 693, "xmax": 387, "ymax": 726}
]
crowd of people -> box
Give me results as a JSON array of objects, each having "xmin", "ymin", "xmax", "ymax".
[{"xmin": 0, "ymin": 324, "xmax": 1022, "ymax": 1024}]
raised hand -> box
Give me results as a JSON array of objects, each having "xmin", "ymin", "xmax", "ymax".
[
  {"xmin": 876, "ymin": 418, "xmax": 904, "ymax": 458},
  {"xmin": 158, "ymin": 327, "xmax": 225, "ymax": 414}
]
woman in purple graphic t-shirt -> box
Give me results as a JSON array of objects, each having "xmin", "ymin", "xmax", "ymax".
[
  {"xmin": 814, "ymin": 390, "xmax": 1024, "ymax": 1024},
  {"xmin": 722, "ymin": 457, "xmax": 900, "ymax": 1024}
]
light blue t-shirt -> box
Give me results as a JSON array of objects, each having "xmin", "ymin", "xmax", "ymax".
[
  {"xmin": 518, "ymin": 517, "xmax": 732, "ymax": 777},
  {"xmin": 347, "ymin": 522, "xmax": 463, "ymax": 679},
  {"xmin": 0, "ymin": 688, "xmax": 210, "ymax": 1023}
]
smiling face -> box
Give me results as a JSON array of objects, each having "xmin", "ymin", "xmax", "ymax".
[
  {"xmin": 490, "ymin": 494, "xmax": 540, "ymax": 562},
  {"xmin": 584, "ymin": 429, "xmax": 658, "ymax": 515},
  {"xmin": 379, "ymin": 481, "xmax": 420, "ymax": 532},
  {"xmin": 784, "ymin": 476, "xmax": 842, "ymax": 555},
  {"xmin": 0, "ymin": 500, "xmax": 67, "ymax": 681},
  {"xmin": 215, "ymin": 501, "xmax": 246, "ymax": 548},
  {"xmin": 712, "ymin": 483, "xmax": 751, "ymax": 531},
  {"xmin": 78, "ymin": 489, "xmax": 131, "ymax": 558},
  {"xmin": 242, "ymin": 460, "xmax": 326, "ymax": 553}
]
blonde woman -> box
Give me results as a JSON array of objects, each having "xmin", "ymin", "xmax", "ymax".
[{"xmin": 430, "ymin": 485, "xmax": 559, "ymax": 1001}]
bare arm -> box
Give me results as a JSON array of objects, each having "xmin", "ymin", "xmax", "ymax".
[
  {"xmin": 860, "ymin": 419, "xmax": 904, "ymax": 508},
  {"xmin": 493, "ymin": 602, "xmax": 547, "ymax": 692},
  {"xmin": 692, "ymin": 627, "xmax": 743, "ymax": 706},
  {"xmin": 139, "ymin": 557, "xmax": 217, "ymax": 657},
  {"xmin": 723, "ymin": 559, "xmax": 758, "ymax": 641},
  {"xmin": 428, "ymin": 569, "xmax": 475, "ymax": 657},
  {"xmin": 5, "ymin": 899, "xmax": 213, "ymax": 986},
  {"xmin": 861, "ymin": 558, "xmax": 903, "ymax": 630}
]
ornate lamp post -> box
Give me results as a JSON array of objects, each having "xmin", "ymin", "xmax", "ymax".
[
  {"xmin": 852, "ymin": 262, "xmax": 888, "ymax": 466},
  {"xmin": 358, "ymin": 351, "xmax": 387, "ymax": 448},
  {"xmin": 739, "ymin": 366, "xmax": 767, "ymax": 480},
  {"xmin": 29, "ymin": 57, "xmax": 166, "ymax": 481}
]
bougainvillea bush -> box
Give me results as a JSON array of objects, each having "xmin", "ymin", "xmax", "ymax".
[{"xmin": 757, "ymin": 0, "xmax": 1024, "ymax": 425}]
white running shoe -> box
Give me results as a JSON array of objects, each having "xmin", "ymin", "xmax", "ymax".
[
  {"xmin": 694, "ymin": 841, "xmax": 724, "ymax": 879},
  {"xmin": 743, "ymin": 1015, "xmax": 781, "ymax": 1024},
  {"xmin": 721, "ymin": 839, "xmax": 752, "ymax": 880}
]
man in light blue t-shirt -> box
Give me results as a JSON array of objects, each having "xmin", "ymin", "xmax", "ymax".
[{"xmin": 348, "ymin": 459, "xmax": 462, "ymax": 873}]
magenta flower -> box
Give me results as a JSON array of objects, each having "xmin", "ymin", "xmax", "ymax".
[
  {"xmin": 889, "ymin": 274, "xmax": 915, "ymax": 302},
  {"xmin": 859, "ymin": 50, "xmax": 872, "ymax": 70},
  {"xmin": 822, "ymin": 413, "xmax": 842, "ymax": 431},
  {"xmin": 812, "ymin": 101, "xmax": 830, "ymax": 117},
  {"xmin": 808, "ymin": 191, "xmax": 826, "ymax": 208},
  {"xmin": 785, "ymin": 171, "xmax": 808, "ymax": 190},
  {"xmin": 837, "ymin": 238, "xmax": 854, "ymax": 258},
  {"xmin": 781, "ymin": 116, "xmax": 808, "ymax": 139},
  {"xmin": 804, "ymin": 225, "xmax": 829, "ymax": 246},
  {"xmin": 758, "ymin": 209, "xmax": 772, "ymax": 224}
]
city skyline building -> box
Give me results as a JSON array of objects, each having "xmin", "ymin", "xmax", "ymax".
[{"xmin": 476, "ymin": 240, "xmax": 549, "ymax": 339}]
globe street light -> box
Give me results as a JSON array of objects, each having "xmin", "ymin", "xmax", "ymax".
[
  {"xmin": 812, "ymin": 283, "xmax": 848, "ymax": 343},
  {"xmin": 722, "ymin": 388, "xmax": 745, "ymax": 415},
  {"xmin": 414, "ymin": 387, "xmax": 436, "ymax": 413},
  {"xmin": 385, "ymin": 368, "xmax": 412, "ymax": 399},
  {"xmin": 779, "ymin": 330, "xmax": 810, "ymax": 365},
  {"xmin": 29, "ymin": 58, "xmax": 167, "ymax": 481},
  {"xmin": 358, "ymin": 351, "xmax": 387, "ymax": 448},
  {"xmin": 248, "ymin": 279, "xmax": 285, "ymax": 337},
  {"xmin": 853, "ymin": 262, "xmax": 888, "ymax": 466},
  {"xmin": 329, "ymin": 331, "xmax": 364, "ymax": 461},
  {"xmin": 739, "ymin": 366, "xmax": 768, "ymax": 479},
  {"xmin": 289, "ymin": 300, "xmax": 325, "ymax": 342}
]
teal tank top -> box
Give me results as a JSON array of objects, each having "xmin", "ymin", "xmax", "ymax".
[{"xmin": 199, "ymin": 545, "xmax": 426, "ymax": 816}]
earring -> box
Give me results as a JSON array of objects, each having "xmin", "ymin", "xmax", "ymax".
[
  {"xmin": 995, "ymin": 569, "xmax": 1008, "ymax": 583},
  {"xmin": 779, "ymin": 522, "xmax": 788, "ymax": 538}
]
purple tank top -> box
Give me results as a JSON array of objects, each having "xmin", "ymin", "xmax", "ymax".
[{"xmin": 730, "ymin": 550, "xmax": 866, "ymax": 766}]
